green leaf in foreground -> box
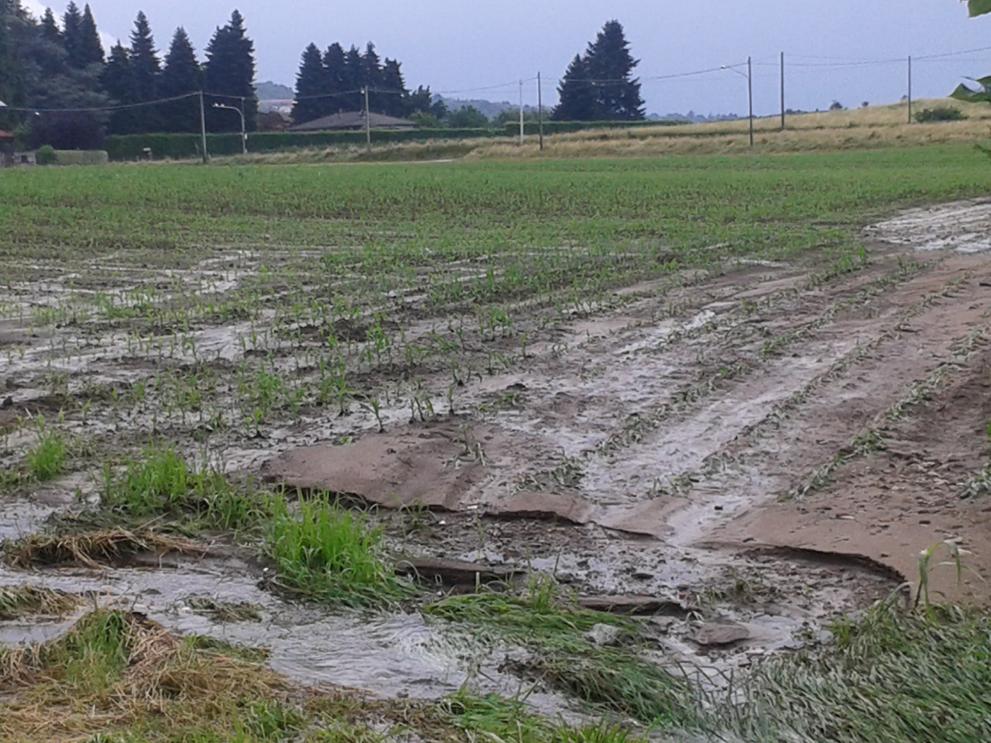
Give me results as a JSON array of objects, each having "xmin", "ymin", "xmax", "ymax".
[{"xmin": 968, "ymin": 0, "xmax": 991, "ymax": 18}]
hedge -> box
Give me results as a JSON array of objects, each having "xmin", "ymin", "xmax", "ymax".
[{"xmin": 105, "ymin": 128, "xmax": 507, "ymax": 160}]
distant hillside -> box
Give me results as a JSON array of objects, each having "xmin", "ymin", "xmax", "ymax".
[{"xmin": 256, "ymin": 81, "xmax": 294, "ymax": 100}]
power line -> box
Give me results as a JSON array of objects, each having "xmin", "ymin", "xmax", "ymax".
[
  {"xmin": 1, "ymin": 92, "xmax": 198, "ymax": 114},
  {"xmin": 4, "ymin": 41, "xmax": 989, "ymax": 117}
]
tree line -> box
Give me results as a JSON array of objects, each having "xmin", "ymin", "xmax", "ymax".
[
  {"xmin": 0, "ymin": 1, "xmax": 258, "ymax": 148},
  {"xmin": 291, "ymin": 41, "xmax": 444, "ymax": 125},
  {"xmin": 1, "ymin": 6, "xmax": 648, "ymax": 149}
]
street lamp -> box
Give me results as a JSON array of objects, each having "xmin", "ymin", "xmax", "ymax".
[
  {"xmin": 722, "ymin": 58, "xmax": 754, "ymax": 148},
  {"xmin": 212, "ymin": 101, "xmax": 247, "ymax": 155}
]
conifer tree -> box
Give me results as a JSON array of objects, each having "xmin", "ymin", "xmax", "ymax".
[
  {"xmin": 203, "ymin": 10, "xmax": 257, "ymax": 131},
  {"xmin": 76, "ymin": 4, "xmax": 103, "ymax": 66},
  {"xmin": 552, "ymin": 54, "xmax": 595, "ymax": 121},
  {"xmin": 128, "ymin": 11, "xmax": 161, "ymax": 131},
  {"xmin": 40, "ymin": 8, "xmax": 61, "ymax": 45},
  {"xmin": 584, "ymin": 20, "xmax": 643, "ymax": 120},
  {"xmin": 291, "ymin": 42, "xmax": 325, "ymax": 124},
  {"xmin": 321, "ymin": 42, "xmax": 347, "ymax": 114},
  {"xmin": 381, "ymin": 58, "xmax": 408, "ymax": 116},
  {"xmin": 61, "ymin": 1, "xmax": 82, "ymax": 66},
  {"xmin": 159, "ymin": 27, "xmax": 200, "ymax": 132},
  {"xmin": 101, "ymin": 41, "xmax": 135, "ymax": 133},
  {"xmin": 362, "ymin": 42, "xmax": 383, "ymax": 113},
  {"xmin": 340, "ymin": 44, "xmax": 362, "ymax": 111},
  {"xmin": 554, "ymin": 21, "xmax": 643, "ymax": 121}
]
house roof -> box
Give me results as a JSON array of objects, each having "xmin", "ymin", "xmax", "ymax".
[
  {"xmin": 289, "ymin": 111, "xmax": 415, "ymax": 132},
  {"xmin": 0, "ymin": 130, "xmax": 15, "ymax": 141}
]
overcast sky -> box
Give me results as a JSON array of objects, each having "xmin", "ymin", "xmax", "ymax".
[{"xmin": 22, "ymin": 0, "xmax": 991, "ymax": 115}]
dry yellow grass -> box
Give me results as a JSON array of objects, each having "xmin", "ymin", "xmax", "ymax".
[
  {"xmin": 212, "ymin": 97, "xmax": 991, "ymax": 164},
  {"xmin": 471, "ymin": 98, "xmax": 991, "ymax": 159},
  {"xmin": 5, "ymin": 528, "xmax": 210, "ymax": 569}
]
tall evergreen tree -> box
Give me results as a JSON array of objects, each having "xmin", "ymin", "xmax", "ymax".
[
  {"xmin": 321, "ymin": 42, "xmax": 347, "ymax": 115},
  {"xmin": 40, "ymin": 8, "xmax": 61, "ymax": 45},
  {"xmin": 0, "ymin": 0, "xmax": 25, "ymax": 129},
  {"xmin": 101, "ymin": 41, "xmax": 135, "ymax": 134},
  {"xmin": 380, "ymin": 57, "xmax": 408, "ymax": 116},
  {"xmin": 552, "ymin": 54, "xmax": 595, "ymax": 121},
  {"xmin": 159, "ymin": 27, "xmax": 200, "ymax": 132},
  {"xmin": 128, "ymin": 11, "xmax": 160, "ymax": 131},
  {"xmin": 341, "ymin": 44, "xmax": 363, "ymax": 111},
  {"xmin": 76, "ymin": 4, "xmax": 103, "ymax": 66},
  {"xmin": 583, "ymin": 20, "xmax": 643, "ymax": 120},
  {"xmin": 203, "ymin": 9, "xmax": 257, "ymax": 132},
  {"xmin": 362, "ymin": 42, "xmax": 383, "ymax": 113},
  {"xmin": 291, "ymin": 42, "xmax": 324, "ymax": 124},
  {"xmin": 61, "ymin": 1, "xmax": 82, "ymax": 67}
]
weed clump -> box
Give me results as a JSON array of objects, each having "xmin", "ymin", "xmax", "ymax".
[
  {"xmin": 265, "ymin": 495, "xmax": 413, "ymax": 608},
  {"xmin": 26, "ymin": 427, "xmax": 67, "ymax": 481},
  {"xmin": 101, "ymin": 446, "xmax": 263, "ymax": 531}
]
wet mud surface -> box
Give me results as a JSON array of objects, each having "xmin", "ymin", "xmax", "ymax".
[{"xmin": 4, "ymin": 199, "xmax": 991, "ymax": 717}]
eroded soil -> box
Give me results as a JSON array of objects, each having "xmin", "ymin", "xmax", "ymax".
[{"xmin": 4, "ymin": 199, "xmax": 991, "ymax": 720}]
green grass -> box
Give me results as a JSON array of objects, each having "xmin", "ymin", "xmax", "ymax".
[
  {"xmin": 264, "ymin": 495, "xmax": 413, "ymax": 608},
  {"xmin": 425, "ymin": 578, "xmax": 697, "ymax": 725},
  {"xmin": 699, "ymin": 602, "xmax": 991, "ymax": 742},
  {"xmin": 2, "ymin": 609, "xmax": 645, "ymax": 742},
  {"xmin": 47, "ymin": 610, "xmax": 134, "ymax": 694},
  {"xmin": 101, "ymin": 446, "xmax": 264, "ymax": 531},
  {"xmin": 26, "ymin": 429, "xmax": 67, "ymax": 481},
  {"xmin": 0, "ymin": 610, "xmax": 387, "ymax": 742},
  {"xmin": 442, "ymin": 690, "xmax": 644, "ymax": 742}
]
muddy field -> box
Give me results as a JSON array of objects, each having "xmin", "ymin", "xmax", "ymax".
[{"xmin": 3, "ymin": 153, "xmax": 991, "ymax": 741}]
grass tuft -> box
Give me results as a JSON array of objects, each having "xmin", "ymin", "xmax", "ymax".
[
  {"xmin": 26, "ymin": 428, "xmax": 67, "ymax": 481},
  {"xmin": 264, "ymin": 495, "xmax": 413, "ymax": 608},
  {"xmin": 102, "ymin": 446, "xmax": 265, "ymax": 532}
]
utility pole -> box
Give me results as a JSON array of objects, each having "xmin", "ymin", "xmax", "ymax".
[
  {"xmin": 748, "ymin": 56, "xmax": 754, "ymax": 148},
  {"xmin": 907, "ymin": 55, "xmax": 913, "ymax": 124},
  {"xmin": 364, "ymin": 86, "xmax": 371, "ymax": 152},
  {"xmin": 537, "ymin": 72, "xmax": 544, "ymax": 152},
  {"xmin": 198, "ymin": 91, "xmax": 209, "ymax": 164},
  {"xmin": 518, "ymin": 79, "xmax": 525, "ymax": 145},
  {"xmin": 780, "ymin": 52, "xmax": 786, "ymax": 131}
]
